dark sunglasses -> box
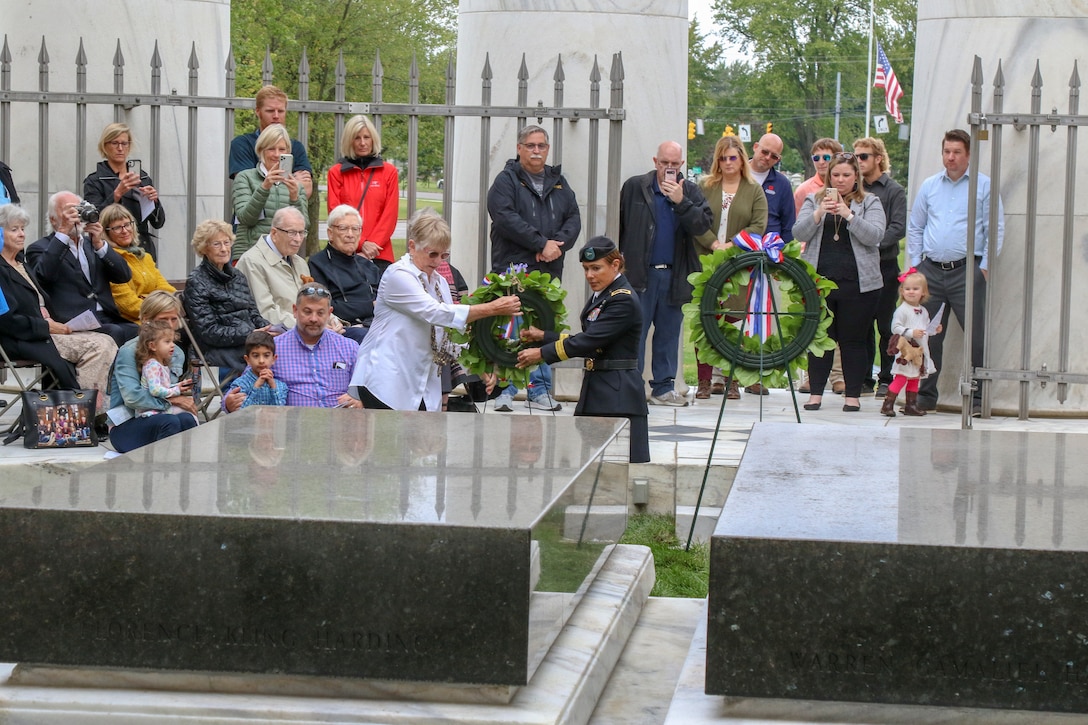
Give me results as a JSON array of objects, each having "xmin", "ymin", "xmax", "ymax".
[
  {"xmin": 759, "ymin": 148, "xmax": 782, "ymax": 162},
  {"xmin": 854, "ymin": 152, "xmax": 875, "ymax": 161},
  {"xmin": 834, "ymin": 152, "xmax": 857, "ymax": 162},
  {"xmin": 812, "ymin": 153, "xmax": 833, "ymax": 162},
  {"xmin": 299, "ymin": 285, "xmax": 332, "ymax": 299},
  {"xmin": 719, "ymin": 154, "xmax": 740, "ymax": 162}
]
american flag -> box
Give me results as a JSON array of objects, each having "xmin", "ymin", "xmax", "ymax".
[{"xmin": 874, "ymin": 41, "xmax": 904, "ymax": 124}]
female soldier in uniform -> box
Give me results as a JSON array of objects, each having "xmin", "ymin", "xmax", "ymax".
[{"xmin": 516, "ymin": 236, "xmax": 649, "ymax": 463}]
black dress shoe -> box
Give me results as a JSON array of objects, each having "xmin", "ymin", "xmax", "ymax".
[
  {"xmin": 842, "ymin": 404, "xmax": 861, "ymax": 412},
  {"xmin": 803, "ymin": 402, "xmax": 822, "ymax": 411}
]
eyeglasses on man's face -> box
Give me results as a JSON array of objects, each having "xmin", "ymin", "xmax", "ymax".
[
  {"xmin": 520, "ymin": 142, "xmax": 549, "ymax": 152},
  {"xmin": 758, "ymin": 147, "xmax": 782, "ymax": 162},
  {"xmin": 854, "ymin": 152, "xmax": 875, "ymax": 161},
  {"xmin": 330, "ymin": 224, "xmax": 362, "ymax": 234},
  {"xmin": 812, "ymin": 153, "xmax": 833, "ymax": 162},
  {"xmin": 274, "ymin": 227, "xmax": 307, "ymax": 239}
]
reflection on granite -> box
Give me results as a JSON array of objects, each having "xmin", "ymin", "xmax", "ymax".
[
  {"xmin": 708, "ymin": 423, "xmax": 1088, "ymax": 712},
  {"xmin": 0, "ymin": 408, "xmax": 628, "ymax": 685}
]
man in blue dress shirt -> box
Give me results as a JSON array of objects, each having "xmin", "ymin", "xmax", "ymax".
[{"xmin": 907, "ymin": 129, "xmax": 1004, "ymax": 414}]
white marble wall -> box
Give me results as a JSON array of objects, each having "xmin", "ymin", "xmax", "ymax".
[
  {"xmin": 0, "ymin": 0, "xmax": 230, "ymax": 281},
  {"xmin": 912, "ymin": 0, "xmax": 1088, "ymax": 414},
  {"xmin": 451, "ymin": 0, "xmax": 690, "ymax": 301}
]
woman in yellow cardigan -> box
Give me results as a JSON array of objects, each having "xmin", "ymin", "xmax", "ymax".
[
  {"xmin": 101, "ymin": 204, "xmax": 176, "ymax": 323},
  {"xmin": 697, "ymin": 136, "xmax": 768, "ymax": 400}
]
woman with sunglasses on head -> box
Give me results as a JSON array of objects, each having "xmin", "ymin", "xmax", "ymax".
[
  {"xmin": 793, "ymin": 152, "xmax": 886, "ymax": 412},
  {"xmin": 99, "ymin": 204, "xmax": 176, "ymax": 324},
  {"xmin": 83, "ymin": 123, "xmax": 166, "ymax": 260},
  {"xmin": 350, "ymin": 208, "xmax": 520, "ymax": 411},
  {"xmin": 793, "ymin": 138, "xmax": 844, "ymax": 216},
  {"xmin": 696, "ymin": 136, "xmax": 768, "ymax": 400}
]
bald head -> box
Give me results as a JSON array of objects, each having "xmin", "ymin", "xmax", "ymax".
[
  {"xmin": 750, "ymin": 134, "xmax": 784, "ymax": 173},
  {"xmin": 653, "ymin": 141, "xmax": 684, "ymax": 184}
]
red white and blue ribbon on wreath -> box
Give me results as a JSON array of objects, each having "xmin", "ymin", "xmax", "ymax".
[{"xmin": 730, "ymin": 231, "xmax": 785, "ymax": 343}]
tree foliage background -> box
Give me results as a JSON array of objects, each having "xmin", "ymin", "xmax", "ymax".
[
  {"xmin": 691, "ymin": 0, "xmax": 917, "ymax": 187},
  {"xmin": 230, "ymin": 0, "xmax": 457, "ymax": 186}
]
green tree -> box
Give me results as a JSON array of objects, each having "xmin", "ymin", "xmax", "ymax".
[
  {"xmin": 231, "ymin": 0, "xmax": 457, "ymax": 250},
  {"xmin": 703, "ymin": 0, "xmax": 916, "ymax": 184}
]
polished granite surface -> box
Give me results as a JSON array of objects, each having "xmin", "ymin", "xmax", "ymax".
[
  {"xmin": 708, "ymin": 423, "xmax": 1088, "ymax": 712},
  {"xmin": 0, "ymin": 408, "xmax": 629, "ymax": 684}
]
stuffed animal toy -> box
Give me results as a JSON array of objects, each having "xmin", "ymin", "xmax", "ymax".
[{"xmin": 895, "ymin": 335, "xmax": 924, "ymax": 367}]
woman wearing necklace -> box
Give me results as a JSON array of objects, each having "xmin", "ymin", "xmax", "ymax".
[
  {"xmin": 350, "ymin": 208, "xmax": 520, "ymax": 411},
  {"xmin": 793, "ymin": 152, "xmax": 885, "ymax": 412},
  {"xmin": 697, "ymin": 136, "xmax": 768, "ymax": 400}
]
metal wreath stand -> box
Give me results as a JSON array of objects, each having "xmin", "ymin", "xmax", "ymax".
[{"xmin": 685, "ymin": 246, "xmax": 825, "ymax": 550}]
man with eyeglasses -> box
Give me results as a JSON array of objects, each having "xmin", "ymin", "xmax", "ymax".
[
  {"xmin": 907, "ymin": 128, "xmax": 1004, "ymax": 415},
  {"xmin": 793, "ymin": 137, "xmax": 844, "ymax": 216},
  {"xmin": 853, "ymin": 137, "xmax": 907, "ymax": 399},
  {"xmin": 487, "ymin": 124, "xmax": 581, "ymax": 412},
  {"xmin": 749, "ymin": 133, "xmax": 795, "ymax": 242},
  {"xmin": 236, "ymin": 207, "xmax": 329, "ymax": 331},
  {"xmin": 618, "ymin": 140, "xmax": 713, "ymax": 407},
  {"xmin": 223, "ymin": 284, "xmax": 360, "ymax": 411},
  {"xmin": 26, "ymin": 190, "xmax": 138, "ymax": 346}
]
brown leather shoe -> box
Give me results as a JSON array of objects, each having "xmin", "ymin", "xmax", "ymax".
[
  {"xmin": 711, "ymin": 382, "xmax": 726, "ymax": 395},
  {"xmin": 744, "ymin": 383, "xmax": 769, "ymax": 395},
  {"xmin": 696, "ymin": 380, "xmax": 711, "ymax": 399},
  {"xmin": 726, "ymin": 379, "xmax": 741, "ymax": 400},
  {"xmin": 880, "ymin": 391, "xmax": 897, "ymax": 417},
  {"xmin": 902, "ymin": 390, "xmax": 926, "ymax": 416}
]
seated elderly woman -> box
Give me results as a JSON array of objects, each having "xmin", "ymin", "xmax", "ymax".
[
  {"xmin": 309, "ymin": 204, "xmax": 380, "ymax": 343},
  {"xmin": 231, "ymin": 123, "xmax": 308, "ymax": 260},
  {"xmin": 107, "ymin": 291, "xmax": 199, "ymax": 453},
  {"xmin": 350, "ymin": 208, "xmax": 520, "ymax": 411},
  {"xmin": 183, "ymin": 219, "xmax": 270, "ymax": 374},
  {"xmin": 0, "ymin": 204, "xmax": 117, "ymax": 414},
  {"xmin": 100, "ymin": 204, "xmax": 176, "ymax": 323}
]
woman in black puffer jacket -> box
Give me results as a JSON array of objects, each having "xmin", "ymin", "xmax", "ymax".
[{"xmin": 182, "ymin": 220, "xmax": 269, "ymax": 374}]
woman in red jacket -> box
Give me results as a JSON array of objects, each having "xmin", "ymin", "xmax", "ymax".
[{"xmin": 326, "ymin": 115, "xmax": 400, "ymax": 275}]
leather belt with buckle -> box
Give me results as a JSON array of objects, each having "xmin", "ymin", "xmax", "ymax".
[
  {"xmin": 925, "ymin": 257, "xmax": 966, "ymax": 270},
  {"xmin": 651, "ymin": 264, "xmax": 671, "ymax": 269},
  {"xmin": 585, "ymin": 359, "xmax": 638, "ymax": 371}
]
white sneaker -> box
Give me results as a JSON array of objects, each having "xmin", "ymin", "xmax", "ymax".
[
  {"xmin": 649, "ymin": 390, "xmax": 689, "ymax": 407},
  {"xmin": 494, "ymin": 393, "xmax": 515, "ymax": 412},
  {"xmin": 526, "ymin": 393, "xmax": 561, "ymax": 411}
]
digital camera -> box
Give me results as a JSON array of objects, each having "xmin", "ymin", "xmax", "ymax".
[{"xmin": 76, "ymin": 200, "xmax": 100, "ymax": 224}]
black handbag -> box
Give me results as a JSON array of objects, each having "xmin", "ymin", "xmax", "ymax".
[{"xmin": 11, "ymin": 389, "xmax": 99, "ymax": 449}]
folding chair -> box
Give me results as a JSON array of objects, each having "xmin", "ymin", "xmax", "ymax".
[
  {"xmin": 0, "ymin": 339, "xmax": 59, "ymax": 432},
  {"xmin": 175, "ymin": 291, "xmax": 239, "ymax": 422}
]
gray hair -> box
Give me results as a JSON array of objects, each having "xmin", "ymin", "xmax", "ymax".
[
  {"xmin": 47, "ymin": 191, "xmax": 80, "ymax": 232},
  {"xmin": 271, "ymin": 206, "xmax": 305, "ymax": 230},
  {"xmin": 0, "ymin": 204, "xmax": 31, "ymax": 230},
  {"xmin": 518, "ymin": 125, "xmax": 549, "ymax": 145},
  {"xmin": 327, "ymin": 204, "xmax": 362, "ymax": 228},
  {"xmin": 407, "ymin": 208, "xmax": 450, "ymax": 251}
]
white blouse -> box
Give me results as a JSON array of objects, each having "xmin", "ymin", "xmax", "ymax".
[{"xmin": 350, "ymin": 254, "xmax": 470, "ymax": 411}]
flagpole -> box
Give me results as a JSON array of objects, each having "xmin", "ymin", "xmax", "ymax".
[{"xmin": 865, "ymin": 0, "xmax": 875, "ymax": 136}]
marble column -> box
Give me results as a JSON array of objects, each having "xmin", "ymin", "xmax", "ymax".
[
  {"xmin": 912, "ymin": 0, "xmax": 1088, "ymax": 415},
  {"xmin": 0, "ymin": 0, "xmax": 230, "ymax": 281},
  {"xmin": 452, "ymin": 1, "xmax": 692, "ymax": 397}
]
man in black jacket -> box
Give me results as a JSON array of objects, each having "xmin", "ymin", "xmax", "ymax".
[
  {"xmin": 618, "ymin": 140, "xmax": 712, "ymax": 407},
  {"xmin": 25, "ymin": 191, "xmax": 137, "ymax": 346},
  {"xmin": 486, "ymin": 124, "xmax": 581, "ymax": 411}
]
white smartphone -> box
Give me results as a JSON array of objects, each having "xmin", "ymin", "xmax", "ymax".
[
  {"xmin": 664, "ymin": 168, "xmax": 678, "ymax": 184},
  {"xmin": 278, "ymin": 153, "xmax": 294, "ymax": 176},
  {"xmin": 126, "ymin": 158, "xmax": 142, "ymax": 178}
]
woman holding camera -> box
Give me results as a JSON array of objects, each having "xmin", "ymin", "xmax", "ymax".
[
  {"xmin": 100, "ymin": 204, "xmax": 176, "ymax": 323},
  {"xmin": 83, "ymin": 123, "xmax": 166, "ymax": 260},
  {"xmin": 793, "ymin": 152, "xmax": 886, "ymax": 412},
  {"xmin": 232, "ymin": 123, "xmax": 307, "ymax": 261},
  {"xmin": 326, "ymin": 115, "xmax": 399, "ymax": 275}
]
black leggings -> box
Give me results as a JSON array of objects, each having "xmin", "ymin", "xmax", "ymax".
[{"xmin": 807, "ymin": 283, "xmax": 881, "ymax": 398}]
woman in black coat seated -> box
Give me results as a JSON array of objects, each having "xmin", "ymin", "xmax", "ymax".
[
  {"xmin": 309, "ymin": 204, "xmax": 380, "ymax": 343},
  {"xmin": 182, "ymin": 219, "xmax": 269, "ymax": 375},
  {"xmin": 0, "ymin": 205, "xmax": 117, "ymax": 410}
]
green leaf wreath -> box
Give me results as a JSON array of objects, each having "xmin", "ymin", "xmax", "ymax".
[
  {"xmin": 682, "ymin": 242, "xmax": 837, "ymax": 388},
  {"xmin": 450, "ymin": 268, "xmax": 569, "ymax": 389}
]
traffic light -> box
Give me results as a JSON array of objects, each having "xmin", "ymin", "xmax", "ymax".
[
  {"xmin": 766, "ymin": 122, "xmax": 773, "ymax": 134},
  {"xmin": 723, "ymin": 125, "xmax": 735, "ymax": 137},
  {"xmin": 688, "ymin": 121, "xmax": 696, "ymax": 140}
]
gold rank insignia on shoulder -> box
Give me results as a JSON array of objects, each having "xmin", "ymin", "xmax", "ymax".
[{"xmin": 610, "ymin": 288, "xmax": 632, "ymax": 296}]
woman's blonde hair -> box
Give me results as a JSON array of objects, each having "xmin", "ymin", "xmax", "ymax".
[
  {"xmin": 701, "ymin": 135, "xmax": 752, "ymax": 190},
  {"xmin": 100, "ymin": 204, "xmax": 144, "ymax": 259},
  {"xmin": 340, "ymin": 115, "xmax": 382, "ymax": 158},
  {"xmin": 408, "ymin": 208, "xmax": 450, "ymax": 251},
  {"xmin": 898, "ymin": 271, "xmax": 930, "ymax": 303},
  {"xmin": 139, "ymin": 289, "xmax": 183, "ymax": 323},
  {"xmin": 254, "ymin": 123, "xmax": 291, "ymax": 157},
  {"xmin": 97, "ymin": 123, "xmax": 132, "ymax": 158}
]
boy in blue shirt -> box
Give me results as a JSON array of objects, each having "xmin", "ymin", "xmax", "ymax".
[{"xmin": 227, "ymin": 330, "xmax": 288, "ymax": 407}]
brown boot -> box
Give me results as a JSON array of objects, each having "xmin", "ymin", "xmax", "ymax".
[
  {"xmin": 696, "ymin": 379, "xmax": 711, "ymax": 400},
  {"xmin": 880, "ymin": 390, "xmax": 897, "ymax": 417},
  {"xmin": 903, "ymin": 390, "xmax": 926, "ymax": 416},
  {"xmin": 726, "ymin": 378, "xmax": 741, "ymax": 400}
]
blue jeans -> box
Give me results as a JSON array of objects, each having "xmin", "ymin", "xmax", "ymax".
[
  {"xmin": 502, "ymin": 363, "xmax": 553, "ymax": 400},
  {"xmin": 110, "ymin": 413, "xmax": 199, "ymax": 454},
  {"xmin": 639, "ymin": 267, "xmax": 683, "ymax": 397}
]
